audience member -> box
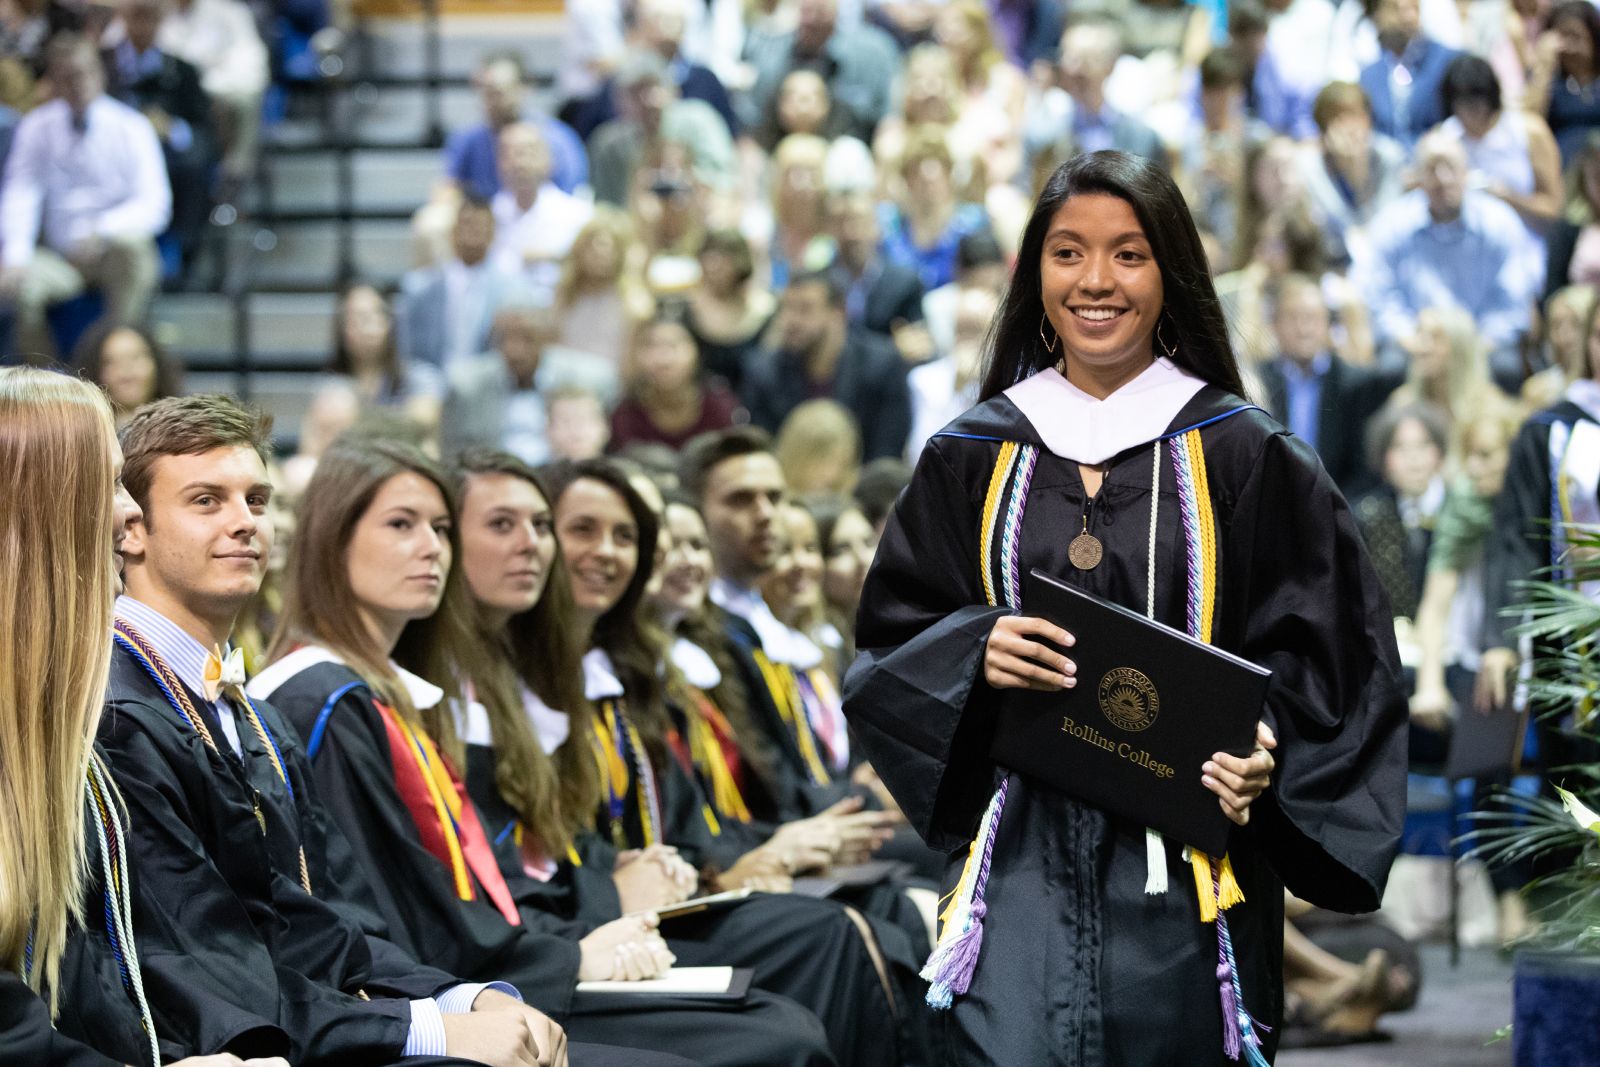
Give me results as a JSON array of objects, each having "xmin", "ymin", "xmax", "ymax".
[
  {"xmin": 571, "ymin": 0, "xmax": 738, "ymax": 140},
  {"xmin": 0, "ymin": 34, "xmax": 169, "ymax": 362},
  {"xmin": 761, "ymin": 133, "xmax": 831, "ymax": 290},
  {"xmin": 155, "ymin": 0, "xmax": 267, "ymax": 187},
  {"xmin": 1440, "ymin": 54, "xmax": 1562, "ymax": 243},
  {"xmin": 1023, "ymin": 20, "xmax": 1169, "ymax": 180},
  {"xmin": 686, "ymin": 228, "xmax": 776, "ymax": 389},
  {"xmin": 490, "ymin": 122, "xmax": 594, "ymax": 298},
  {"xmin": 588, "ymin": 49, "xmax": 734, "ymax": 208},
  {"xmin": 1359, "ymin": 131, "xmax": 1538, "ymax": 357},
  {"xmin": 823, "ymin": 188, "xmax": 925, "ymax": 342},
  {"xmin": 742, "ymin": 0, "xmax": 899, "ymax": 142},
  {"xmin": 70, "ymin": 319, "xmax": 182, "ymax": 427},
  {"xmin": 1257, "ymin": 273, "xmax": 1404, "ymax": 493},
  {"xmin": 1527, "ymin": 0, "xmax": 1600, "ymax": 164},
  {"xmin": 1179, "ymin": 48, "xmax": 1269, "ymax": 258},
  {"xmin": 852, "ymin": 455, "xmax": 912, "ymax": 538},
  {"xmin": 760, "ymin": 68, "xmax": 840, "ymax": 147},
  {"xmin": 1388, "ymin": 304, "xmax": 1502, "ymax": 421},
  {"xmin": 877, "ymin": 127, "xmax": 990, "ymax": 292},
  {"xmin": 440, "ymin": 302, "xmax": 562, "ymax": 464},
  {"xmin": 775, "ymin": 398, "xmax": 862, "ymax": 494},
  {"xmin": 105, "ymin": 0, "xmax": 216, "ymax": 274},
  {"xmin": 906, "ymin": 283, "xmax": 994, "ymax": 458},
  {"xmin": 742, "ymin": 271, "xmax": 912, "ymax": 461},
  {"xmin": 545, "ymin": 385, "xmax": 612, "ymax": 461},
  {"xmin": 412, "ymin": 50, "xmax": 588, "ymax": 266},
  {"xmin": 920, "ymin": 227, "xmax": 1005, "ymax": 356},
  {"xmin": 1297, "ymin": 82, "xmax": 1407, "ymax": 267},
  {"xmin": 326, "ymin": 283, "xmax": 416, "ymax": 407},
  {"xmin": 609, "ymin": 303, "xmax": 742, "ymax": 452},
  {"xmin": 397, "ymin": 196, "xmax": 522, "ymax": 390},
  {"xmin": 1353, "ymin": 401, "xmax": 1451, "ymax": 621},
  {"xmin": 1545, "ymin": 133, "xmax": 1600, "ymax": 297},
  {"xmin": 1358, "ymin": 0, "xmax": 1459, "ymax": 147},
  {"xmin": 554, "ymin": 206, "xmax": 654, "ymax": 376},
  {"xmin": 1524, "ymin": 282, "xmax": 1597, "ymax": 407}
]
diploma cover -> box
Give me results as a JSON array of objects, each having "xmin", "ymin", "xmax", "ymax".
[{"xmin": 989, "ymin": 569, "xmax": 1272, "ymax": 856}]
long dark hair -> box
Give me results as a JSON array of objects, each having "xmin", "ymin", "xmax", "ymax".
[
  {"xmin": 450, "ymin": 449, "xmax": 600, "ymax": 858},
  {"xmin": 546, "ymin": 458, "xmax": 670, "ymax": 764},
  {"xmin": 981, "ymin": 151, "xmax": 1247, "ymax": 402},
  {"xmin": 271, "ymin": 438, "xmax": 484, "ymax": 765}
]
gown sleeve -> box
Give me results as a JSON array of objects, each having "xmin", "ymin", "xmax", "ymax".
[
  {"xmin": 1223, "ymin": 430, "xmax": 1409, "ymax": 912},
  {"xmin": 1482, "ymin": 417, "xmax": 1552, "ymax": 650},
  {"xmin": 0, "ymin": 970, "xmax": 123, "ymax": 1067},
  {"xmin": 843, "ymin": 437, "xmax": 1010, "ymax": 853},
  {"xmin": 98, "ymin": 700, "xmax": 403, "ymax": 1062},
  {"xmin": 289, "ymin": 687, "xmax": 583, "ymax": 1018}
]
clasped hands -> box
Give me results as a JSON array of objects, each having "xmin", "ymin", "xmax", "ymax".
[{"xmin": 984, "ymin": 614, "xmax": 1278, "ymax": 826}]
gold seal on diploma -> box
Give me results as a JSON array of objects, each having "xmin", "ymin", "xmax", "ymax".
[{"xmin": 1098, "ymin": 667, "xmax": 1159, "ymax": 732}]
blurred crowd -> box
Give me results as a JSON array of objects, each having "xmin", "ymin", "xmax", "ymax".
[{"xmin": 4, "ymin": 0, "xmax": 1596, "ymax": 1050}]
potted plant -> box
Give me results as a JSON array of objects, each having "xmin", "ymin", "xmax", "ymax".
[{"xmin": 1468, "ymin": 531, "xmax": 1600, "ymax": 1066}]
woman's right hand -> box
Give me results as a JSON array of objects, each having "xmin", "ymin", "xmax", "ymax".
[
  {"xmin": 578, "ymin": 916, "xmax": 675, "ymax": 981},
  {"xmin": 984, "ymin": 615, "xmax": 1077, "ymax": 691}
]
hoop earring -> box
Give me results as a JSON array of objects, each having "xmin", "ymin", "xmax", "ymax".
[
  {"xmin": 1040, "ymin": 312, "xmax": 1058, "ymax": 355},
  {"xmin": 1155, "ymin": 316, "xmax": 1178, "ymax": 360}
]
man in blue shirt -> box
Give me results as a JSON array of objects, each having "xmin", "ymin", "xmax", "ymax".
[
  {"xmin": 444, "ymin": 51, "xmax": 588, "ymax": 200},
  {"xmin": 1359, "ymin": 131, "xmax": 1539, "ymax": 362}
]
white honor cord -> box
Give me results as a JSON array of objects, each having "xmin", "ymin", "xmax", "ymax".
[
  {"xmin": 1144, "ymin": 439, "xmax": 1169, "ymax": 895},
  {"xmin": 88, "ymin": 755, "xmax": 159, "ymax": 1067}
]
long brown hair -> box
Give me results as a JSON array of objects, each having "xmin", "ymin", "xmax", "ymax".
[
  {"xmin": 450, "ymin": 450, "xmax": 600, "ymax": 858},
  {"xmin": 269, "ymin": 438, "xmax": 488, "ymax": 764},
  {"xmin": 0, "ymin": 368, "xmax": 116, "ymax": 1010},
  {"xmin": 546, "ymin": 458, "xmax": 670, "ymax": 763}
]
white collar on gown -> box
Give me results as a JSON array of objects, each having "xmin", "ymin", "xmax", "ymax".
[{"xmin": 1002, "ymin": 358, "xmax": 1207, "ymax": 464}]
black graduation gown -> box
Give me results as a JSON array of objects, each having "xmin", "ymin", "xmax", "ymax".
[
  {"xmin": 1483, "ymin": 399, "xmax": 1600, "ymax": 774},
  {"xmin": 263, "ymin": 660, "xmax": 837, "ymax": 1067},
  {"xmin": 98, "ymin": 643, "xmax": 490, "ymax": 1067},
  {"xmin": 0, "ymin": 970, "xmax": 123, "ymax": 1067},
  {"xmin": 844, "ymin": 387, "xmax": 1409, "ymax": 1066},
  {"xmin": 6, "ymin": 741, "xmax": 290, "ymax": 1067},
  {"xmin": 466, "ymin": 739, "xmax": 917, "ymax": 1067}
]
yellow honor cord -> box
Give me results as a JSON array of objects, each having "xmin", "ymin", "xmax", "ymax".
[{"xmin": 752, "ymin": 650, "xmax": 831, "ymax": 785}]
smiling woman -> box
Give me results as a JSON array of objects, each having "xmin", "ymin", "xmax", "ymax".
[{"xmin": 844, "ymin": 151, "xmax": 1409, "ymax": 1066}]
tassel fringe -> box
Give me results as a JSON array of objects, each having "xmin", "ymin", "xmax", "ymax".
[
  {"xmin": 1144, "ymin": 828, "xmax": 1168, "ymax": 894},
  {"xmin": 1217, "ymin": 854, "xmax": 1245, "ymax": 911},
  {"xmin": 1213, "ymin": 865, "xmax": 1271, "ymax": 1063},
  {"xmin": 921, "ymin": 777, "xmax": 1010, "ymax": 1009}
]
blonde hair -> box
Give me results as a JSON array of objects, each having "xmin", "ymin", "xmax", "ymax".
[
  {"xmin": 775, "ymin": 399, "xmax": 862, "ymax": 494},
  {"xmin": 1451, "ymin": 392, "xmax": 1523, "ymax": 466},
  {"xmin": 555, "ymin": 204, "xmax": 653, "ymax": 316},
  {"xmin": 0, "ymin": 367, "xmax": 117, "ymax": 1011},
  {"xmin": 1393, "ymin": 305, "xmax": 1493, "ymax": 422}
]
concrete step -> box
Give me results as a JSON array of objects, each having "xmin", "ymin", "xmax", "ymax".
[
  {"xmin": 231, "ymin": 218, "xmax": 416, "ymax": 289},
  {"xmin": 252, "ymin": 148, "xmax": 440, "ymax": 215}
]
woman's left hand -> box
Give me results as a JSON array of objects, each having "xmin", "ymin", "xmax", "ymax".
[{"xmin": 1202, "ymin": 721, "xmax": 1277, "ymax": 826}]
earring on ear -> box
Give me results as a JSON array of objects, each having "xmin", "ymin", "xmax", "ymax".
[
  {"xmin": 1155, "ymin": 315, "xmax": 1178, "ymax": 360},
  {"xmin": 1040, "ymin": 312, "xmax": 1058, "ymax": 355}
]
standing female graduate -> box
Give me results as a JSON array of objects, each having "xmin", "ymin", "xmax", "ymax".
[
  {"xmin": 447, "ymin": 449, "xmax": 916, "ymax": 1067},
  {"xmin": 250, "ymin": 436, "xmax": 832, "ymax": 1067},
  {"xmin": 0, "ymin": 368, "xmax": 288, "ymax": 1067},
  {"xmin": 842, "ymin": 151, "xmax": 1410, "ymax": 1066}
]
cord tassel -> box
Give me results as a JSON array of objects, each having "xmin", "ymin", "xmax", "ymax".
[
  {"xmin": 1217, "ymin": 853, "xmax": 1246, "ymax": 911},
  {"xmin": 1191, "ymin": 849, "xmax": 1217, "ymax": 923},
  {"xmin": 1144, "ymin": 828, "xmax": 1168, "ymax": 894},
  {"xmin": 922, "ymin": 776, "xmax": 1010, "ymax": 1008}
]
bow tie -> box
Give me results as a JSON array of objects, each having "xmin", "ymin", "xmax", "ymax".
[{"xmin": 203, "ymin": 645, "xmax": 247, "ymax": 704}]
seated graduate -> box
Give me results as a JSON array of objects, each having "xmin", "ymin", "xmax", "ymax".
[
  {"xmin": 455, "ymin": 450, "xmax": 912, "ymax": 1067},
  {"xmin": 104, "ymin": 394, "xmax": 578, "ymax": 1067},
  {"xmin": 0, "ymin": 368, "xmax": 287, "ymax": 1067},
  {"xmin": 249, "ymin": 435, "xmax": 833, "ymax": 1067},
  {"xmin": 650, "ymin": 493, "xmax": 897, "ymax": 869},
  {"xmin": 843, "ymin": 150, "xmax": 1408, "ymax": 1065}
]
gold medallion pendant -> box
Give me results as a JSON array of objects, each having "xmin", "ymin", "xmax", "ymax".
[{"xmin": 1068, "ymin": 532, "xmax": 1103, "ymax": 570}]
